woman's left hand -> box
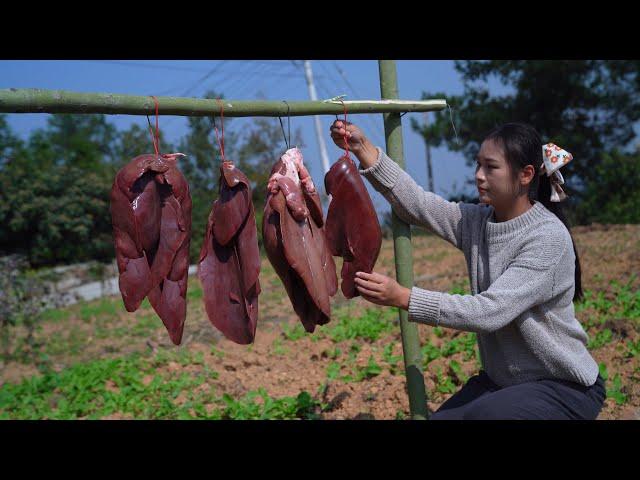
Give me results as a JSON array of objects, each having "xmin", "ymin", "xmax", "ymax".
[{"xmin": 354, "ymin": 271, "xmax": 411, "ymax": 310}]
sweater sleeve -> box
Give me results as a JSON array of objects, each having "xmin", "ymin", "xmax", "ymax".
[
  {"xmin": 407, "ymin": 238, "xmax": 568, "ymax": 334},
  {"xmin": 359, "ymin": 147, "xmax": 484, "ymax": 250}
]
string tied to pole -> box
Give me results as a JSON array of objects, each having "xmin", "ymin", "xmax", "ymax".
[
  {"xmin": 339, "ymin": 99, "xmax": 350, "ymax": 159},
  {"xmin": 278, "ymin": 100, "xmax": 291, "ymax": 150},
  {"xmin": 146, "ymin": 95, "xmax": 160, "ymax": 156},
  {"xmin": 447, "ymin": 103, "xmax": 460, "ymax": 145},
  {"xmin": 213, "ymin": 98, "xmax": 226, "ymax": 163}
]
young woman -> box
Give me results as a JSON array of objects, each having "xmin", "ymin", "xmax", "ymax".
[{"xmin": 329, "ymin": 119, "xmax": 606, "ymax": 420}]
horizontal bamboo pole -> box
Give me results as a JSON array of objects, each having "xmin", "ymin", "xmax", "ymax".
[{"xmin": 0, "ymin": 88, "xmax": 447, "ymax": 117}]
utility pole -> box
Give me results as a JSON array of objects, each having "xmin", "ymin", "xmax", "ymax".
[
  {"xmin": 424, "ymin": 112, "xmax": 435, "ymax": 192},
  {"xmin": 303, "ymin": 60, "xmax": 332, "ymax": 175}
]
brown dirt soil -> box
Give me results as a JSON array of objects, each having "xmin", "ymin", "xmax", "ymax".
[{"xmin": 2, "ymin": 224, "xmax": 639, "ymax": 420}]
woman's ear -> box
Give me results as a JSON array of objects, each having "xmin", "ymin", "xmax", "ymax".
[{"xmin": 521, "ymin": 164, "xmax": 535, "ymax": 186}]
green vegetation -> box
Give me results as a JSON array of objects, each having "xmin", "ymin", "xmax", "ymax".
[
  {"xmin": 79, "ymin": 297, "xmax": 119, "ymax": 323},
  {"xmin": 270, "ymin": 337, "xmax": 288, "ymax": 356},
  {"xmin": 0, "ymin": 353, "xmax": 200, "ymax": 419},
  {"xmin": 219, "ymin": 389, "xmax": 320, "ymax": 420},
  {"xmin": 343, "ymin": 356, "xmax": 383, "ymax": 383},
  {"xmin": 421, "ymin": 340, "xmax": 441, "ymax": 366},
  {"xmin": 210, "ymin": 346, "xmax": 225, "ymax": 359},
  {"xmin": 281, "ymin": 323, "xmax": 306, "ymax": 341},
  {"xmin": 625, "ymin": 339, "xmax": 640, "ymax": 358},
  {"xmin": 599, "ymin": 362, "xmax": 628, "ymax": 406},
  {"xmin": 187, "ymin": 284, "xmax": 203, "ymax": 301},
  {"xmin": 413, "ymin": 60, "xmax": 640, "ymax": 223},
  {"xmin": 421, "ymin": 333, "xmax": 478, "ymax": 369},
  {"xmin": 433, "ymin": 366, "xmax": 457, "ymax": 394},
  {"xmin": 322, "ymin": 307, "xmax": 397, "ymax": 343},
  {"xmin": 576, "ymin": 275, "xmax": 640, "ymax": 327},
  {"xmin": 382, "ymin": 343, "xmax": 402, "ymax": 374},
  {"xmin": 448, "ymin": 359, "xmax": 469, "ymax": 385},
  {"xmin": 587, "ymin": 329, "xmax": 614, "ymax": 350},
  {"xmin": 0, "ymin": 350, "xmax": 324, "ymax": 420},
  {"xmin": 448, "ymin": 279, "xmax": 471, "ymax": 295}
]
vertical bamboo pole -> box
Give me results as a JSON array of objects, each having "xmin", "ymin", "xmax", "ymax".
[{"xmin": 378, "ymin": 60, "xmax": 429, "ymax": 420}]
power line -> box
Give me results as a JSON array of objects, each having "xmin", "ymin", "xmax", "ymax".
[
  {"xmin": 85, "ymin": 60, "xmax": 211, "ymax": 73},
  {"xmin": 311, "ymin": 61, "xmax": 386, "ymax": 147},
  {"xmin": 228, "ymin": 63, "xmax": 271, "ymax": 100},
  {"xmin": 179, "ymin": 61, "xmax": 229, "ymax": 98},
  {"xmin": 332, "ymin": 61, "xmax": 379, "ymax": 99},
  {"xmin": 328, "ymin": 61, "xmax": 387, "ymax": 147}
]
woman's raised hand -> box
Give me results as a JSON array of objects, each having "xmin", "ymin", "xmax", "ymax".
[{"xmin": 329, "ymin": 120, "xmax": 379, "ymax": 168}]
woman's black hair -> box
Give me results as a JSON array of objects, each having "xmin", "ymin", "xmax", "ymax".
[{"xmin": 484, "ymin": 122, "xmax": 583, "ymax": 302}]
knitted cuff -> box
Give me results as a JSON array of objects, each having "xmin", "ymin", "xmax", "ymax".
[
  {"xmin": 358, "ymin": 147, "xmax": 402, "ymax": 192},
  {"xmin": 408, "ymin": 287, "xmax": 442, "ymax": 326}
]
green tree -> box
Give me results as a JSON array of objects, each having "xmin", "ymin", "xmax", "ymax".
[
  {"xmin": 17, "ymin": 114, "xmax": 118, "ymax": 174},
  {"xmin": 577, "ymin": 148, "xmax": 640, "ymax": 224},
  {"xmin": 0, "ymin": 114, "xmax": 25, "ymax": 169},
  {"xmin": 412, "ymin": 61, "xmax": 640, "ymax": 223},
  {"xmin": 0, "ymin": 115, "xmax": 119, "ymax": 266},
  {"xmin": 113, "ymin": 122, "xmax": 176, "ymax": 170},
  {"xmin": 0, "ymin": 163, "xmax": 113, "ymax": 266}
]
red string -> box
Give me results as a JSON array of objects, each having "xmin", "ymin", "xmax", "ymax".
[
  {"xmin": 340, "ymin": 100, "xmax": 350, "ymax": 159},
  {"xmin": 214, "ymin": 98, "xmax": 225, "ymax": 162},
  {"xmin": 147, "ymin": 96, "xmax": 160, "ymax": 156}
]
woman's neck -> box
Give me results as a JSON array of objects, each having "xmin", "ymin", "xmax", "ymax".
[{"xmin": 492, "ymin": 197, "xmax": 534, "ymax": 223}]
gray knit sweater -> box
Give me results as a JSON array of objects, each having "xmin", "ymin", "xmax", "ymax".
[{"xmin": 359, "ymin": 148, "xmax": 599, "ymax": 387}]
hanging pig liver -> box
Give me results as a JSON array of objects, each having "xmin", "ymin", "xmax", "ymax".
[
  {"xmin": 262, "ymin": 148, "xmax": 337, "ymax": 333},
  {"xmin": 324, "ymin": 155, "xmax": 382, "ymax": 299},
  {"xmin": 110, "ymin": 153, "xmax": 192, "ymax": 345},
  {"xmin": 197, "ymin": 160, "xmax": 261, "ymax": 345}
]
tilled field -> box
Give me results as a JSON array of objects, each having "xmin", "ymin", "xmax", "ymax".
[{"xmin": 1, "ymin": 224, "xmax": 638, "ymax": 420}]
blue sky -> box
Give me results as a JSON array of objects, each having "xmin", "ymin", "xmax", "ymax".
[{"xmin": 0, "ymin": 60, "xmax": 508, "ymax": 211}]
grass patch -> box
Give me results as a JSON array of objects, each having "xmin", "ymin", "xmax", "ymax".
[
  {"xmin": 131, "ymin": 314, "xmax": 160, "ymax": 338},
  {"xmin": 587, "ymin": 328, "xmax": 614, "ymax": 350},
  {"xmin": 625, "ymin": 338, "xmax": 640, "ymax": 358},
  {"xmin": 187, "ymin": 284, "xmax": 203, "ymax": 301},
  {"xmin": 323, "ymin": 307, "xmax": 396, "ymax": 343},
  {"xmin": 40, "ymin": 308, "xmax": 71, "ymax": 324},
  {"xmin": 421, "ymin": 340, "xmax": 442, "ymax": 367},
  {"xmin": 382, "ymin": 343, "xmax": 402, "ymax": 374},
  {"xmin": 326, "ymin": 362, "xmax": 342, "ymax": 381},
  {"xmin": 79, "ymin": 298, "xmax": 119, "ymax": 323},
  {"xmin": 421, "ymin": 333, "xmax": 478, "ymax": 368},
  {"xmin": 210, "ymin": 346, "xmax": 225, "ymax": 359},
  {"xmin": 448, "ymin": 359, "xmax": 469, "ymax": 385},
  {"xmin": 0, "ymin": 352, "xmax": 206, "ymax": 419},
  {"xmin": 576, "ymin": 275, "xmax": 640, "ymax": 326},
  {"xmin": 270, "ymin": 337, "xmax": 289, "ymax": 356},
  {"xmin": 440, "ymin": 333, "xmax": 477, "ymax": 360},
  {"xmin": 281, "ymin": 323, "xmax": 306, "ymax": 341},
  {"xmin": 45, "ymin": 330, "xmax": 88, "ymax": 357},
  {"xmin": 599, "ymin": 362, "xmax": 628, "ymax": 406},
  {"xmin": 433, "ymin": 366, "xmax": 457, "ymax": 394},
  {"xmin": 448, "ymin": 278, "xmax": 471, "ymax": 295},
  {"xmin": 219, "ymin": 389, "xmax": 321, "ymax": 420}
]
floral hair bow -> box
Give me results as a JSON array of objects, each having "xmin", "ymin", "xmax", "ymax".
[{"xmin": 540, "ymin": 143, "xmax": 573, "ymax": 202}]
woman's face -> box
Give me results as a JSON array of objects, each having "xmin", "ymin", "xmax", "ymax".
[{"xmin": 475, "ymin": 138, "xmax": 516, "ymax": 208}]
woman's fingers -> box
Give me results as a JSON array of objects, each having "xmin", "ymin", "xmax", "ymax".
[
  {"xmin": 355, "ymin": 284, "xmax": 381, "ymax": 299},
  {"xmin": 356, "ymin": 271, "xmax": 385, "ymax": 282},
  {"xmin": 357, "ymin": 288, "xmax": 388, "ymax": 306},
  {"xmin": 354, "ymin": 276, "xmax": 383, "ymax": 292}
]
